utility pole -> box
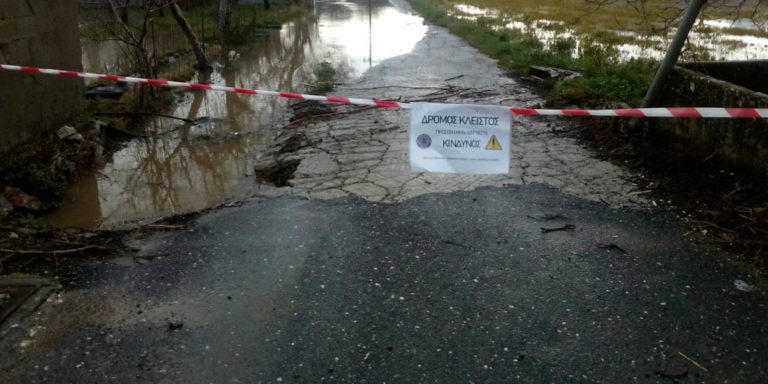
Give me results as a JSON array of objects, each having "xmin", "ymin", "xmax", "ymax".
[{"xmin": 641, "ymin": 0, "xmax": 706, "ymax": 108}]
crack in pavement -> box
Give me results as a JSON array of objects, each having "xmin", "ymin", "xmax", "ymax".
[{"xmin": 254, "ymin": 24, "xmax": 647, "ymax": 208}]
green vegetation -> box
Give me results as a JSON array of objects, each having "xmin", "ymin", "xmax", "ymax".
[
  {"xmin": 150, "ymin": 4, "xmax": 307, "ymax": 46},
  {"xmin": 409, "ymin": 0, "xmax": 658, "ymax": 106},
  {"xmin": 449, "ymin": 0, "xmax": 768, "ymax": 35},
  {"xmin": 309, "ymin": 62, "xmax": 337, "ymax": 94}
]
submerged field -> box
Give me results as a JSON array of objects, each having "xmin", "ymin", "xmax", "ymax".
[{"xmin": 410, "ymin": 0, "xmax": 768, "ymax": 105}]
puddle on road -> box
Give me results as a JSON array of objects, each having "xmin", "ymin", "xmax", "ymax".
[{"xmin": 49, "ymin": 0, "xmax": 426, "ymax": 228}]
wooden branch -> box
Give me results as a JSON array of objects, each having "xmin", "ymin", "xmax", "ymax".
[
  {"xmin": 108, "ymin": 0, "xmax": 140, "ymax": 44},
  {"xmin": 94, "ymin": 111, "xmax": 196, "ymax": 123},
  {"xmin": 0, "ymin": 246, "xmax": 100, "ymax": 255}
]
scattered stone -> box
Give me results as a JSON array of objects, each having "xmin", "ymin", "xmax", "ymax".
[
  {"xmin": 9, "ymin": 232, "xmax": 19, "ymax": 239},
  {"xmin": 57, "ymin": 125, "xmax": 78, "ymax": 139},
  {"xmin": 94, "ymin": 143, "xmax": 104, "ymax": 158},
  {"xmin": 85, "ymin": 85, "xmax": 127, "ymax": 100},
  {"xmin": 57, "ymin": 125, "xmax": 83, "ymax": 142},
  {"xmin": 89, "ymin": 120, "xmax": 108, "ymax": 137},
  {"xmin": 167, "ymin": 319, "xmax": 184, "ymax": 331},
  {"xmin": 0, "ymin": 195, "xmax": 13, "ymax": 217},
  {"xmin": 1, "ymin": 186, "xmax": 42, "ymax": 211},
  {"xmin": 734, "ymin": 280, "xmax": 755, "ymax": 292}
]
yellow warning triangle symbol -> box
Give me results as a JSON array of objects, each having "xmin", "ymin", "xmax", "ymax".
[{"xmin": 485, "ymin": 135, "xmax": 502, "ymax": 150}]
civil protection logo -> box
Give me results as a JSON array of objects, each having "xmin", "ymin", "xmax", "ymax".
[{"xmin": 416, "ymin": 134, "xmax": 432, "ymax": 149}]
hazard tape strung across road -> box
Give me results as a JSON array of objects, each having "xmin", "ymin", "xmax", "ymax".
[{"xmin": 2, "ymin": 64, "xmax": 767, "ymax": 119}]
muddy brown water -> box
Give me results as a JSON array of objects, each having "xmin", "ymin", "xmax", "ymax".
[{"xmin": 49, "ymin": 0, "xmax": 427, "ymax": 229}]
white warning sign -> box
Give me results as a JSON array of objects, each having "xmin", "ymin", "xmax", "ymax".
[{"xmin": 409, "ymin": 102, "xmax": 510, "ymax": 174}]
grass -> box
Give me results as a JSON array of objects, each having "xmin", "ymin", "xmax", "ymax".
[
  {"xmin": 308, "ymin": 62, "xmax": 337, "ymax": 94},
  {"xmin": 409, "ymin": 0, "xmax": 658, "ymax": 106},
  {"xmin": 411, "ymin": 0, "xmax": 768, "ymax": 105},
  {"xmin": 447, "ymin": 0, "xmax": 768, "ymax": 34}
]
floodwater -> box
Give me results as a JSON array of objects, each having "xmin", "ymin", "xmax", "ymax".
[
  {"xmin": 452, "ymin": 3, "xmax": 768, "ymax": 61},
  {"xmin": 49, "ymin": 0, "xmax": 427, "ymax": 228}
]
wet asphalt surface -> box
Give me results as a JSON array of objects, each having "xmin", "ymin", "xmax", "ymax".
[{"xmin": 2, "ymin": 184, "xmax": 767, "ymax": 383}]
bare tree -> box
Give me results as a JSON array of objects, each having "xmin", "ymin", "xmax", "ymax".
[
  {"xmin": 107, "ymin": 0, "xmax": 157, "ymax": 78},
  {"xmin": 217, "ymin": 0, "xmax": 233, "ymax": 42},
  {"xmin": 169, "ymin": 1, "xmax": 212, "ymax": 70}
]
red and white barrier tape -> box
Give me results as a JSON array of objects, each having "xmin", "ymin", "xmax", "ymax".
[{"xmin": 3, "ymin": 64, "xmax": 767, "ymax": 119}]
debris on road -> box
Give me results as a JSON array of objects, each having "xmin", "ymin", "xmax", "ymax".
[
  {"xmin": 734, "ymin": 279, "xmax": 755, "ymax": 292},
  {"xmin": 168, "ymin": 319, "xmax": 184, "ymax": 331},
  {"xmin": 527, "ymin": 214, "xmax": 572, "ymax": 221},
  {"xmin": 597, "ymin": 242, "xmax": 628, "ymax": 254},
  {"xmin": 0, "ymin": 196, "xmax": 13, "ymax": 218},
  {"xmin": 1, "ymin": 186, "xmax": 41, "ymax": 211},
  {"xmin": 56, "ymin": 125, "xmax": 83, "ymax": 142},
  {"xmin": 678, "ymin": 351, "xmax": 709, "ymax": 373},
  {"xmin": 541, "ymin": 224, "xmax": 576, "ymax": 233},
  {"xmin": 527, "ymin": 65, "xmax": 582, "ymax": 80},
  {"xmin": 653, "ymin": 369, "xmax": 689, "ymax": 379}
]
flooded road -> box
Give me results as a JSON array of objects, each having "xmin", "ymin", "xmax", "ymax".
[
  {"xmin": 51, "ymin": 1, "xmax": 767, "ymax": 228},
  {"xmin": 11, "ymin": 5, "xmax": 768, "ymax": 382},
  {"xmin": 50, "ymin": 0, "xmax": 427, "ymax": 228}
]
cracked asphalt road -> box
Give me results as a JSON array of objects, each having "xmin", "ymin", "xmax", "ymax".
[
  {"xmin": 2, "ymin": 2, "xmax": 768, "ymax": 383},
  {"xmin": 253, "ymin": 9, "xmax": 646, "ymax": 207}
]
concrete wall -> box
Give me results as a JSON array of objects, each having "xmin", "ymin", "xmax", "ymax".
[
  {"xmin": 654, "ymin": 63, "xmax": 768, "ymax": 175},
  {"xmin": 679, "ymin": 60, "xmax": 768, "ymax": 96},
  {"xmin": 0, "ymin": 0, "xmax": 84, "ymax": 152}
]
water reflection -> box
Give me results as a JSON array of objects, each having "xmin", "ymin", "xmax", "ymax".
[
  {"xmin": 50, "ymin": 0, "xmax": 427, "ymax": 228},
  {"xmin": 452, "ymin": 3, "xmax": 768, "ymax": 61}
]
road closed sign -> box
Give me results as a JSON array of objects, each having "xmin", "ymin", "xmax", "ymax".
[{"xmin": 409, "ymin": 103, "xmax": 511, "ymax": 174}]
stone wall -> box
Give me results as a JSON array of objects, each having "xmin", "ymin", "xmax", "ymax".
[
  {"xmin": 0, "ymin": 0, "xmax": 84, "ymax": 152},
  {"xmin": 653, "ymin": 63, "xmax": 768, "ymax": 175}
]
